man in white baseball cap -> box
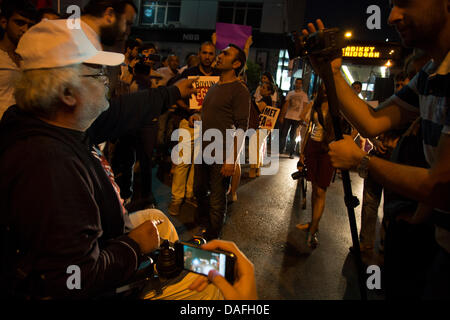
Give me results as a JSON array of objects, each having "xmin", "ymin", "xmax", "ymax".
[{"xmin": 0, "ymin": 19, "xmax": 222, "ymax": 299}]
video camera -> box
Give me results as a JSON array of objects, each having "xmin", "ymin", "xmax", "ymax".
[
  {"xmin": 291, "ymin": 160, "xmax": 307, "ymax": 180},
  {"xmin": 291, "ymin": 28, "xmax": 347, "ymax": 60},
  {"xmin": 137, "ymin": 53, "xmax": 161, "ymax": 62}
]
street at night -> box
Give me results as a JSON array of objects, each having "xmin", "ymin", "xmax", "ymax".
[
  {"xmin": 156, "ymin": 154, "xmax": 384, "ymax": 300},
  {"xmin": 0, "ymin": 0, "xmax": 448, "ymax": 307}
]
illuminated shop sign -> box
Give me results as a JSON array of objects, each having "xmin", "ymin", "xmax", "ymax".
[
  {"xmin": 342, "ymin": 46, "xmax": 380, "ymax": 58},
  {"xmin": 341, "ymin": 45, "xmax": 400, "ymax": 60}
]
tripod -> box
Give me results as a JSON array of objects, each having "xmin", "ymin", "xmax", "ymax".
[{"xmin": 320, "ymin": 61, "xmax": 368, "ymax": 300}]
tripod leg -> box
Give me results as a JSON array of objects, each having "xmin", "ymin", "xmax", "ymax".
[
  {"xmin": 301, "ymin": 178, "xmax": 307, "ymax": 209},
  {"xmin": 320, "ymin": 62, "xmax": 367, "ymax": 300}
]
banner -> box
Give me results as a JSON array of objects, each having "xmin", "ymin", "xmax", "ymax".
[
  {"xmin": 189, "ymin": 76, "xmax": 220, "ymax": 109},
  {"xmin": 215, "ymin": 22, "xmax": 252, "ymax": 50},
  {"xmin": 259, "ymin": 106, "xmax": 280, "ymax": 130}
]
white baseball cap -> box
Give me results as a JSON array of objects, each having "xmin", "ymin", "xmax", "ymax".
[{"xmin": 16, "ymin": 19, "xmax": 124, "ymax": 70}]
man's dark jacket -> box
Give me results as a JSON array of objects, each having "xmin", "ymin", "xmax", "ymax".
[{"xmin": 0, "ymin": 87, "xmax": 180, "ymax": 298}]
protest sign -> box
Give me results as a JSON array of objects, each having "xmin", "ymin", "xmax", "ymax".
[
  {"xmin": 215, "ymin": 22, "xmax": 252, "ymax": 50},
  {"xmin": 259, "ymin": 106, "xmax": 280, "ymax": 130},
  {"xmin": 189, "ymin": 76, "xmax": 220, "ymax": 109}
]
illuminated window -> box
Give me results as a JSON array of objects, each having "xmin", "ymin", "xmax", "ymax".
[
  {"xmin": 217, "ymin": 2, "xmax": 263, "ymax": 29},
  {"xmin": 276, "ymin": 49, "xmax": 291, "ymax": 92},
  {"xmin": 141, "ymin": 0, "xmax": 181, "ymax": 25}
]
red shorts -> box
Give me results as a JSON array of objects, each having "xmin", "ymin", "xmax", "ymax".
[{"xmin": 305, "ymin": 139, "xmax": 335, "ymax": 189}]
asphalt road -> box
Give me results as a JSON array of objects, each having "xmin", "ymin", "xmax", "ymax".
[{"xmin": 153, "ymin": 155, "xmax": 385, "ymax": 300}]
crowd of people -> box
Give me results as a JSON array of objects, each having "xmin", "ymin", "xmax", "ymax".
[{"xmin": 0, "ymin": 0, "xmax": 448, "ymax": 300}]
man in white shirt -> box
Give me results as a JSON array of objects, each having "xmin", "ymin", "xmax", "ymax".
[
  {"xmin": 157, "ymin": 54, "xmax": 180, "ymax": 86},
  {"xmin": 0, "ymin": 0, "xmax": 36, "ymax": 118},
  {"xmin": 279, "ymin": 78, "xmax": 309, "ymax": 158}
]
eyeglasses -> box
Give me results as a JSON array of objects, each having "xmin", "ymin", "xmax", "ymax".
[{"xmin": 80, "ymin": 73, "xmax": 110, "ymax": 86}]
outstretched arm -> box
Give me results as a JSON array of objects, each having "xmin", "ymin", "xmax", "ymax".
[{"xmin": 302, "ymin": 19, "xmax": 417, "ymax": 137}]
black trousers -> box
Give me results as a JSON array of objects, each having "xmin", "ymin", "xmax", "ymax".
[
  {"xmin": 280, "ymin": 118, "xmax": 300, "ymax": 155},
  {"xmin": 194, "ymin": 163, "xmax": 231, "ymax": 240},
  {"xmin": 383, "ymin": 219, "xmax": 438, "ymax": 299}
]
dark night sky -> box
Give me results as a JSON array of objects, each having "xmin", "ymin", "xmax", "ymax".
[{"xmin": 303, "ymin": 0, "xmax": 400, "ymax": 43}]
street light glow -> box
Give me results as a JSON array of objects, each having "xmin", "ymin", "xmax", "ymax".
[{"xmin": 345, "ymin": 31, "xmax": 352, "ymax": 38}]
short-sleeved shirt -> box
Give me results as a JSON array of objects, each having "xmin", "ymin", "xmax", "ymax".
[
  {"xmin": 390, "ymin": 51, "xmax": 450, "ymax": 251},
  {"xmin": 0, "ymin": 50, "xmax": 20, "ymax": 118},
  {"xmin": 390, "ymin": 52, "xmax": 450, "ymax": 166},
  {"xmin": 156, "ymin": 66, "xmax": 177, "ymax": 87},
  {"xmin": 284, "ymin": 90, "xmax": 309, "ymax": 121}
]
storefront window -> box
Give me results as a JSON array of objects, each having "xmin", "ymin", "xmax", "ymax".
[{"xmin": 141, "ymin": 0, "xmax": 181, "ymax": 25}]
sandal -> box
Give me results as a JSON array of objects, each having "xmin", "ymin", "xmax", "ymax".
[
  {"xmin": 307, "ymin": 231, "xmax": 319, "ymax": 249},
  {"xmin": 296, "ymin": 222, "xmax": 311, "ymax": 231}
]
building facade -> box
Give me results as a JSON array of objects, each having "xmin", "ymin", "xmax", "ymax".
[
  {"xmin": 132, "ymin": 0, "xmax": 307, "ymax": 92},
  {"xmin": 53, "ymin": 0, "xmax": 306, "ymax": 92}
]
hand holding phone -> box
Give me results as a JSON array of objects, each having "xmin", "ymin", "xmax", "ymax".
[
  {"xmin": 188, "ymin": 240, "xmax": 258, "ymax": 300},
  {"xmin": 176, "ymin": 241, "xmax": 236, "ymax": 283}
]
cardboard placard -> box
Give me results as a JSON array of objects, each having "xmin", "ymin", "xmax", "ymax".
[
  {"xmin": 259, "ymin": 106, "xmax": 280, "ymax": 130},
  {"xmin": 188, "ymin": 76, "xmax": 220, "ymax": 109},
  {"xmin": 215, "ymin": 22, "xmax": 252, "ymax": 51}
]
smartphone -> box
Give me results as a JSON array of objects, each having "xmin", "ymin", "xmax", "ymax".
[{"xmin": 175, "ymin": 242, "xmax": 236, "ymax": 283}]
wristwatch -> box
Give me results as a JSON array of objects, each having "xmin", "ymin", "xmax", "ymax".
[{"xmin": 357, "ymin": 154, "xmax": 371, "ymax": 179}]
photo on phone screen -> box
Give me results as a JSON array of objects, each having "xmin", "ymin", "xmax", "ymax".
[{"xmin": 183, "ymin": 245, "xmax": 227, "ymax": 277}]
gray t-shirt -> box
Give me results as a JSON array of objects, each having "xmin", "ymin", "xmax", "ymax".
[{"xmin": 201, "ymin": 80, "xmax": 250, "ymax": 162}]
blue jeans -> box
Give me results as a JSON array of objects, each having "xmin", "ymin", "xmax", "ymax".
[{"xmin": 194, "ymin": 164, "xmax": 231, "ymax": 239}]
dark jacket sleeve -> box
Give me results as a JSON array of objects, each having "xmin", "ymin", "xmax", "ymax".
[
  {"xmin": 87, "ymin": 86, "xmax": 181, "ymax": 144},
  {"xmin": 6, "ymin": 140, "xmax": 143, "ymax": 298}
]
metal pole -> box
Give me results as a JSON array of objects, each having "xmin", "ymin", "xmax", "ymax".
[{"xmin": 321, "ymin": 63, "xmax": 368, "ymax": 300}]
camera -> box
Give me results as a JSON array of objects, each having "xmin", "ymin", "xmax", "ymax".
[
  {"xmin": 152, "ymin": 236, "xmax": 236, "ymax": 283},
  {"xmin": 291, "ymin": 167, "xmax": 307, "ymax": 180},
  {"xmin": 293, "ymin": 28, "xmax": 347, "ymax": 60},
  {"xmin": 137, "ymin": 53, "xmax": 161, "ymax": 62},
  {"xmin": 291, "ymin": 158, "xmax": 307, "ymax": 180}
]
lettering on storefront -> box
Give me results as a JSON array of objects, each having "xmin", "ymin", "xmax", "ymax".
[
  {"xmin": 342, "ymin": 46, "xmax": 381, "ymax": 58},
  {"xmin": 182, "ymin": 33, "xmax": 200, "ymax": 41}
]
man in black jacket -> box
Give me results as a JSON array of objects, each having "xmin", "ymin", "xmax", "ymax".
[{"xmin": 0, "ymin": 19, "xmax": 208, "ymax": 299}]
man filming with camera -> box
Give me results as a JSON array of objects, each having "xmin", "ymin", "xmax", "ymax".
[{"xmin": 303, "ymin": 0, "xmax": 449, "ymax": 298}]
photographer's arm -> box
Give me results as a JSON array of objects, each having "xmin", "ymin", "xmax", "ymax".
[
  {"xmin": 304, "ymin": 20, "xmax": 417, "ymax": 138},
  {"xmin": 331, "ymin": 70, "xmax": 416, "ymax": 137}
]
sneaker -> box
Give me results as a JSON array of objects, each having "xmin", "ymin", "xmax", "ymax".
[{"xmin": 168, "ymin": 200, "xmax": 182, "ymax": 216}]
